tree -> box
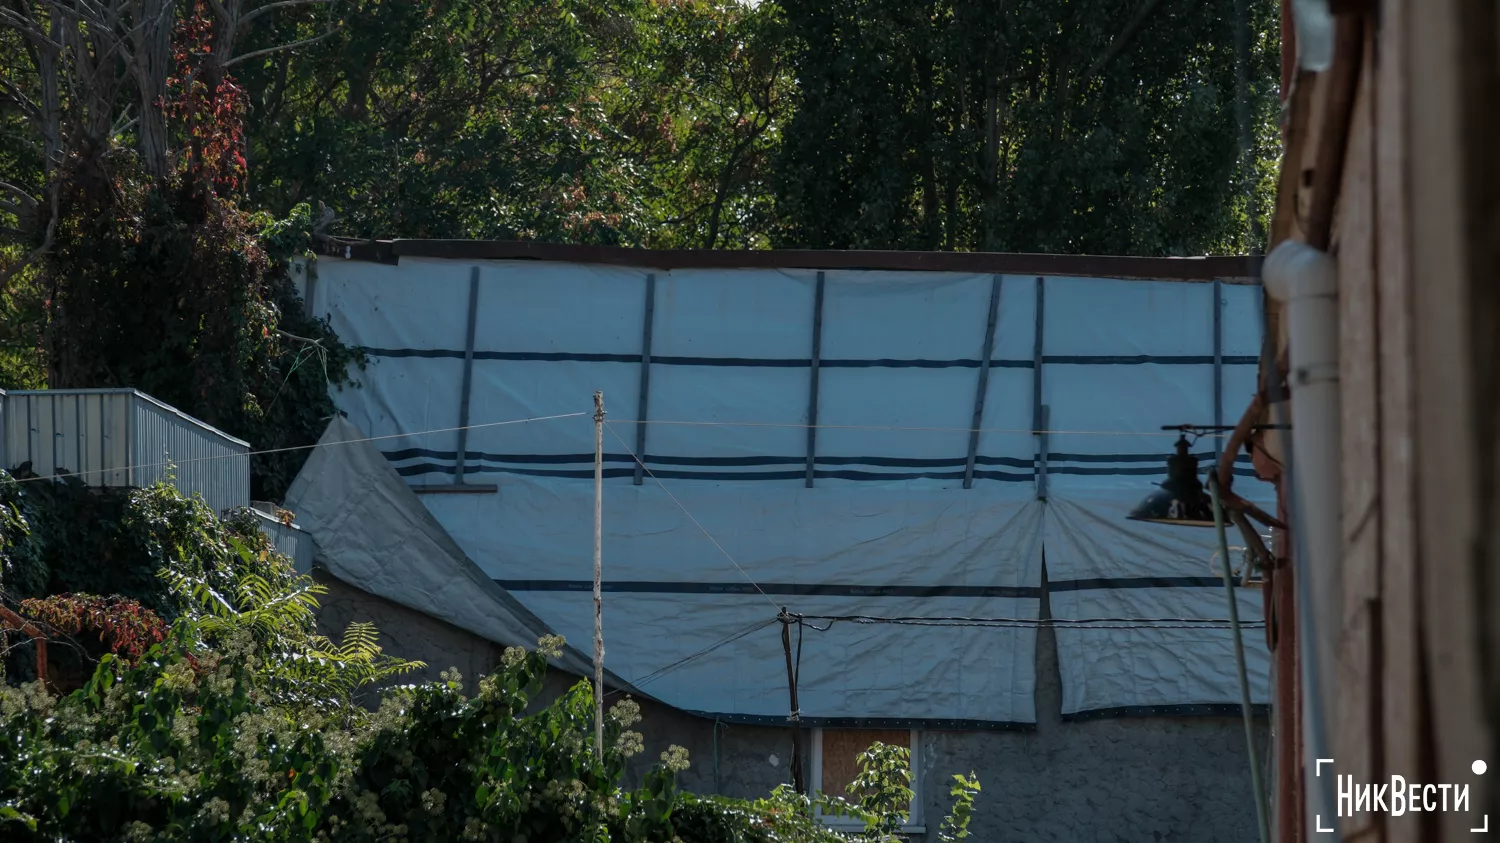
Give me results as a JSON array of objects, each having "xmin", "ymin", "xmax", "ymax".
[
  {"xmin": 0, "ymin": 0, "xmax": 360, "ymax": 500},
  {"xmin": 612, "ymin": 0, "xmax": 792, "ymax": 249},
  {"xmin": 773, "ymin": 0, "xmax": 1281, "ymax": 255},
  {"xmin": 234, "ymin": 0, "xmax": 653, "ymax": 243}
]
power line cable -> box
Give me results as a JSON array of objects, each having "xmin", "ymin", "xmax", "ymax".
[
  {"xmin": 608, "ymin": 419, "xmax": 1239, "ymax": 439},
  {"xmin": 603, "ymin": 422, "xmax": 780, "ymax": 611},
  {"xmin": 5, "ymin": 409, "xmax": 1267, "ymax": 490},
  {"xmin": 605, "ymin": 617, "xmax": 779, "ymax": 701},
  {"xmin": 790, "ymin": 613, "xmax": 1266, "ymax": 631}
]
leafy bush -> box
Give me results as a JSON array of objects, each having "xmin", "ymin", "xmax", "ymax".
[
  {"xmin": 16, "ymin": 594, "xmax": 168, "ymax": 664},
  {"xmin": 1, "ymin": 480, "xmax": 983, "ymax": 841},
  {"xmin": 2, "ymin": 602, "xmax": 981, "ymax": 841},
  {"xmin": 0, "ymin": 472, "xmax": 287, "ymax": 617}
]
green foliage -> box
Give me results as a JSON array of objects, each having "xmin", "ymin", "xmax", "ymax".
[
  {"xmin": 1, "ymin": 550, "xmax": 983, "ymax": 841},
  {"xmin": 0, "ymin": 258, "xmax": 46, "ymax": 390},
  {"xmin": 937, "ymin": 774, "xmax": 979, "ymax": 842},
  {"xmin": 1, "ymin": 630, "xmax": 704, "ymax": 841},
  {"xmin": 226, "ymin": 0, "xmax": 1278, "ymax": 255},
  {"xmin": 41, "ymin": 163, "xmax": 363, "ymax": 500},
  {"xmin": 0, "ymin": 472, "xmax": 287, "ymax": 616},
  {"xmin": 165, "ymin": 538, "xmax": 424, "ymax": 717},
  {"xmin": 773, "ymin": 0, "xmax": 1281, "ymax": 255},
  {"xmin": 847, "ymin": 742, "xmax": 914, "ymax": 838},
  {"xmin": 237, "ymin": 0, "xmax": 656, "ymax": 243}
]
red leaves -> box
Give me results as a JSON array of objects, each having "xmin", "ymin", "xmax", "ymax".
[
  {"xmin": 18, "ymin": 594, "xmax": 168, "ymax": 664},
  {"xmin": 166, "ymin": 1, "xmax": 249, "ymax": 196}
]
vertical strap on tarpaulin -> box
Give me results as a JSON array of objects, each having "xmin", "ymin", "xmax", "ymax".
[
  {"xmin": 1032, "ymin": 276, "xmax": 1049, "ymax": 500},
  {"xmin": 1213, "ymin": 277, "xmax": 1225, "ymax": 460},
  {"xmin": 634, "ymin": 273, "xmax": 657, "ymax": 485},
  {"xmin": 804, "ymin": 272, "xmax": 826, "ymax": 489},
  {"xmin": 965, "ymin": 275, "xmax": 1004, "ymax": 489},
  {"xmin": 454, "ymin": 266, "xmax": 481, "ymax": 485}
]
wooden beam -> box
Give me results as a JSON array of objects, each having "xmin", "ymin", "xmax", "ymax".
[
  {"xmin": 1408, "ymin": 1, "xmax": 1491, "ymax": 837},
  {"xmin": 1373, "ymin": 2, "xmax": 1424, "ymax": 840},
  {"xmin": 1334, "ymin": 39, "xmax": 1382, "ymax": 838}
]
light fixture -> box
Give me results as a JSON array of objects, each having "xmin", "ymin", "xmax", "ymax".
[
  {"xmin": 1126, "ymin": 422, "xmax": 1272, "ymax": 843},
  {"xmin": 1126, "ymin": 433, "xmax": 1217, "ymax": 527}
]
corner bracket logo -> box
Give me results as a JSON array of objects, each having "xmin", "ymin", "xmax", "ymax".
[{"xmin": 1315, "ymin": 758, "xmax": 1489, "ymax": 833}]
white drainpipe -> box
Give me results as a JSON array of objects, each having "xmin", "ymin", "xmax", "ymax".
[{"xmin": 1262, "ymin": 239, "xmax": 1342, "ymax": 836}]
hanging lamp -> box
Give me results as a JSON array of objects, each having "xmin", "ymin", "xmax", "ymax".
[{"xmin": 1125, "ymin": 434, "xmax": 1217, "ymax": 527}]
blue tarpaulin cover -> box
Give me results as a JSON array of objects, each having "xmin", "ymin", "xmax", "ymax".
[{"xmin": 294, "ymin": 256, "xmax": 1273, "ymax": 725}]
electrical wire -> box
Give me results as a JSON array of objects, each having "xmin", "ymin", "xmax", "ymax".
[
  {"xmin": 790, "ymin": 613, "xmax": 1266, "ymax": 631},
  {"xmin": 5, "ymin": 411, "xmax": 1239, "ymax": 490},
  {"xmin": 604, "ymin": 617, "xmax": 779, "ymax": 701},
  {"xmin": 608, "ymin": 418, "xmax": 1236, "ymax": 439},
  {"xmin": 8, "ymin": 411, "xmax": 592, "ymax": 486},
  {"xmin": 603, "ymin": 422, "xmax": 780, "ymax": 611}
]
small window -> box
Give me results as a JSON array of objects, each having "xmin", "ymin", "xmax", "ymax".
[{"xmin": 808, "ymin": 728, "xmax": 923, "ymax": 832}]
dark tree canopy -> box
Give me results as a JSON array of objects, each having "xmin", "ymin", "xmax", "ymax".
[
  {"xmin": 218, "ymin": 0, "xmax": 1278, "ymax": 254},
  {"xmin": 773, "ymin": 0, "xmax": 1280, "ymax": 254},
  {"xmin": 0, "ymin": 0, "xmax": 1280, "ymax": 490}
]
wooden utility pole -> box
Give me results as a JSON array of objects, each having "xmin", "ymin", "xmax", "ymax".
[
  {"xmin": 593, "ymin": 390, "xmax": 606, "ymax": 758},
  {"xmin": 780, "ymin": 608, "xmax": 805, "ymax": 794}
]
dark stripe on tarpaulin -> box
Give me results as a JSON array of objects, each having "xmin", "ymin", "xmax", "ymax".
[
  {"xmin": 494, "ymin": 578, "xmax": 1254, "ymax": 596},
  {"xmin": 1048, "ymin": 576, "xmax": 1255, "ymax": 591},
  {"xmin": 382, "ymin": 448, "xmax": 1251, "ymax": 470},
  {"xmin": 396, "ymin": 463, "xmax": 1037, "ymax": 482},
  {"xmin": 495, "ymin": 580, "xmax": 1042, "ymax": 598},
  {"xmin": 361, "ymin": 348, "xmax": 1260, "ymax": 368},
  {"xmin": 1062, "ymin": 703, "xmax": 1270, "ymax": 722},
  {"xmin": 386, "ymin": 449, "xmax": 1040, "ymax": 469},
  {"xmin": 679, "ymin": 709, "xmax": 1036, "ymax": 732},
  {"xmin": 390, "ymin": 459, "xmax": 1255, "ymax": 482}
]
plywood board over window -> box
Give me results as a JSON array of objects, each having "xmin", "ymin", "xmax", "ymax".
[{"xmin": 810, "ymin": 728, "xmax": 922, "ymax": 831}]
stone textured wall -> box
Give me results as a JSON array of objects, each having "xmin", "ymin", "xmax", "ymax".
[{"xmin": 313, "ymin": 568, "xmax": 1268, "ymax": 842}]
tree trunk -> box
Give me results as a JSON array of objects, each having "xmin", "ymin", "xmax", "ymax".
[
  {"xmin": 39, "ymin": 11, "xmax": 62, "ymax": 175},
  {"xmin": 918, "ymin": 40, "xmax": 940, "ymax": 249},
  {"xmin": 134, "ymin": 0, "xmax": 176, "ymax": 181}
]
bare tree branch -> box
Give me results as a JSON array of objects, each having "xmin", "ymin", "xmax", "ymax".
[
  {"xmin": 226, "ymin": 24, "xmax": 341, "ymax": 66},
  {"xmin": 0, "ymin": 7, "xmax": 66, "ymax": 50},
  {"xmin": 0, "ymin": 181, "xmax": 39, "ymax": 210},
  {"xmin": 0, "ymin": 78, "xmax": 39, "ymax": 118},
  {"xmin": 238, "ymin": 0, "xmax": 331, "ymax": 28},
  {"xmin": 0, "ymin": 181, "xmax": 57, "ymax": 291}
]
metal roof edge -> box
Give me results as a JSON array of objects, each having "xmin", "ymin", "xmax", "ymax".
[
  {"xmin": 320, "ymin": 237, "xmax": 1262, "ymax": 281},
  {"xmin": 9, "ymin": 388, "xmax": 251, "ymax": 450}
]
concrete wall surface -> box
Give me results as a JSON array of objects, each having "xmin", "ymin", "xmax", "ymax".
[{"xmin": 313, "ymin": 569, "xmax": 1268, "ymax": 843}]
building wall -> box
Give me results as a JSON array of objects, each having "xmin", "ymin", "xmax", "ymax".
[{"xmin": 313, "ymin": 568, "xmax": 1268, "ymax": 842}]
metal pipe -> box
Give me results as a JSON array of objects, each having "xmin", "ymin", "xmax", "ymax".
[{"xmin": 1211, "ymin": 472, "xmax": 1271, "ymax": 843}]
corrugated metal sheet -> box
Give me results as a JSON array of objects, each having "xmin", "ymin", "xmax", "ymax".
[
  {"xmin": 248, "ymin": 507, "xmax": 315, "ymax": 575},
  {"xmin": 129, "ymin": 391, "xmax": 250, "ymax": 513},
  {"xmin": 0, "ymin": 389, "xmax": 250, "ymax": 513}
]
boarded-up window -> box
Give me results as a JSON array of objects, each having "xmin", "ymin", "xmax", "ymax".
[{"xmin": 818, "ymin": 729, "xmax": 914, "ymax": 812}]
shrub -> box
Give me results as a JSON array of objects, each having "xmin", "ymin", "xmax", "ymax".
[{"xmin": 1, "ymin": 481, "xmax": 983, "ymax": 841}]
